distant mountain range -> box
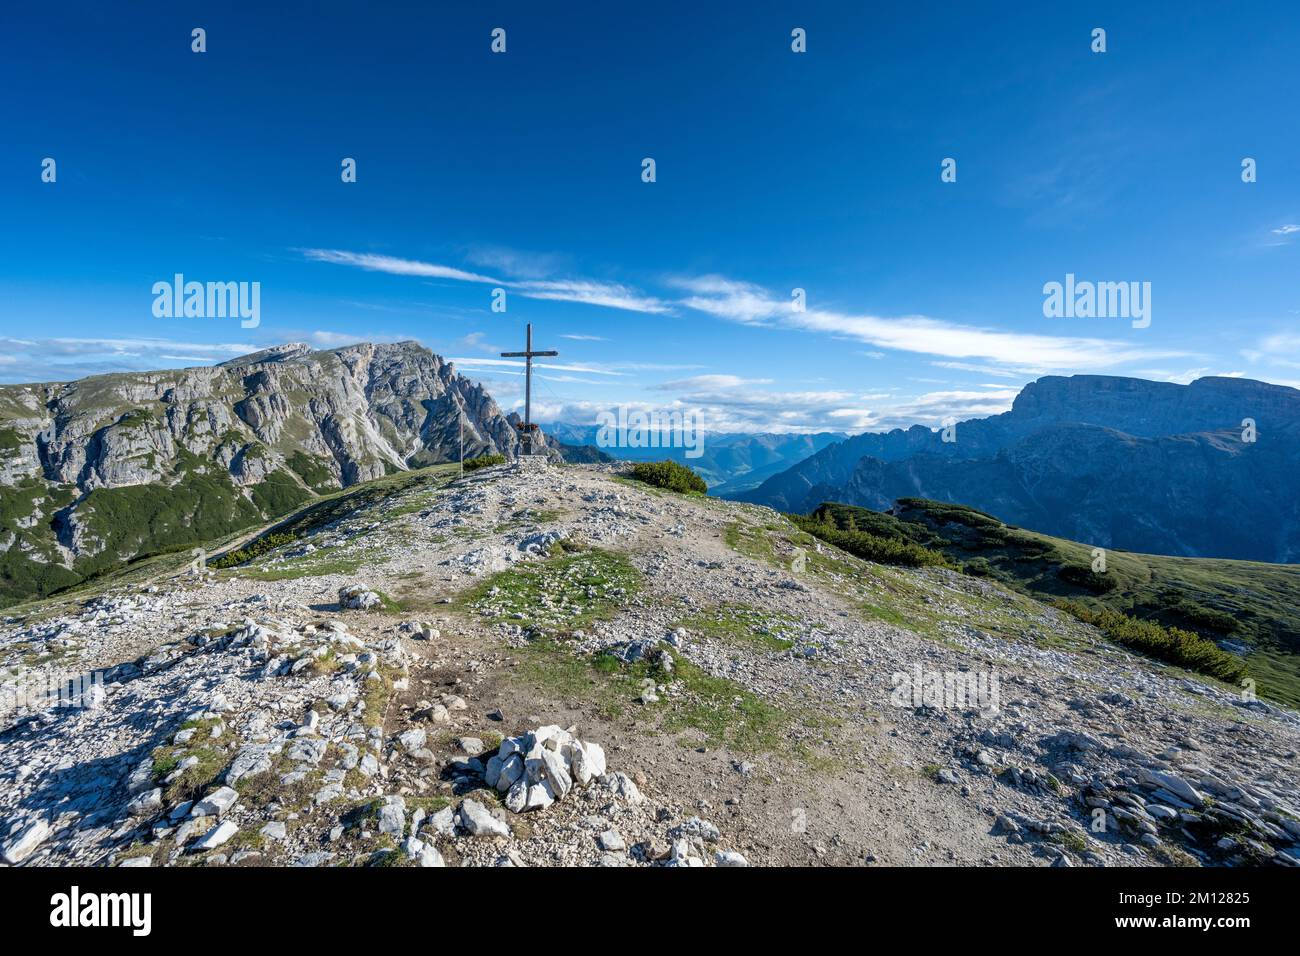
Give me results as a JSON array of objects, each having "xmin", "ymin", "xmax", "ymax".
[
  {"xmin": 0, "ymin": 341, "xmax": 551, "ymax": 606},
  {"xmin": 738, "ymin": 375, "xmax": 1300, "ymax": 563},
  {"xmin": 544, "ymin": 424, "xmax": 845, "ymax": 495},
  {"xmin": 7, "ymin": 350, "xmax": 1298, "ymax": 611}
]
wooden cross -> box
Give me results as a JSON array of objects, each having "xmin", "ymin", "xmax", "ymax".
[{"xmin": 500, "ymin": 323, "xmax": 557, "ymax": 456}]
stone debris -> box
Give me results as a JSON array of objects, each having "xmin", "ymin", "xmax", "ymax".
[
  {"xmin": 483, "ymin": 725, "xmax": 606, "ymax": 812},
  {"xmin": 338, "ymin": 584, "xmax": 383, "ymax": 611},
  {"xmin": 2, "ymin": 462, "xmax": 1297, "ymax": 871}
]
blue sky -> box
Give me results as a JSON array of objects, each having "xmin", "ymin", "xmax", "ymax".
[{"xmin": 2, "ymin": 1, "xmax": 1298, "ymax": 432}]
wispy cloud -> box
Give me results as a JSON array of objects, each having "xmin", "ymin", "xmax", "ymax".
[
  {"xmin": 0, "ymin": 337, "xmax": 257, "ymax": 384},
  {"xmin": 302, "ymin": 248, "xmax": 670, "ymax": 314},
  {"xmin": 529, "ymin": 373, "xmax": 1018, "ymax": 434},
  {"xmin": 447, "ymin": 357, "xmax": 626, "ymax": 377},
  {"xmin": 307, "ymin": 330, "xmax": 415, "ymax": 348},
  {"xmin": 656, "ymin": 374, "xmax": 773, "ymax": 390},
  {"xmin": 512, "ymin": 278, "xmax": 669, "ymax": 313},
  {"xmin": 1132, "ymin": 367, "xmax": 1244, "ymax": 385},
  {"xmin": 560, "ymin": 333, "xmax": 608, "ymax": 341},
  {"xmin": 671, "ymin": 274, "xmax": 1186, "ymax": 372},
  {"xmin": 1242, "ymin": 331, "xmax": 1300, "ymax": 370},
  {"xmin": 462, "ymin": 243, "xmax": 566, "ymax": 280},
  {"xmin": 456, "ymin": 331, "xmax": 502, "ymax": 354},
  {"xmin": 301, "ymin": 249, "xmax": 500, "ymax": 284}
]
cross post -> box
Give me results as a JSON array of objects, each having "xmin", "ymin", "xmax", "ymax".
[{"xmin": 501, "ymin": 323, "xmax": 558, "ymax": 456}]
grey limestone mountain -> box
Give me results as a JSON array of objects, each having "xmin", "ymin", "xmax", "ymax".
[
  {"xmin": 0, "ymin": 341, "xmax": 544, "ymax": 606},
  {"xmin": 738, "ymin": 375, "xmax": 1300, "ymax": 562}
]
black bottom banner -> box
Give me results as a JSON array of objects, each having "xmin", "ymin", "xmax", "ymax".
[{"xmin": 0, "ymin": 864, "xmax": 1280, "ymax": 942}]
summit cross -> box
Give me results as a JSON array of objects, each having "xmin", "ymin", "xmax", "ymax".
[{"xmin": 500, "ymin": 323, "xmax": 558, "ymax": 456}]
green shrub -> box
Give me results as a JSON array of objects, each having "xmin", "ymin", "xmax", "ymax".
[
  {"xmin": 210, "ymin": 532, "xmax": 298, "ymax": 569},
  {"xmin": 1152, "ymin": 591, "xmax": 1240, "ymax": 634},
  {"xmin": 463, "ymin": 454, "xmax": 506, "ymax": 472},
  {"xmin": 895, "ymin": 497, "xmax": 1002, "ymax": 530},
  {"xmin": 627, "ymin": 460, "xmax": 708, "ymax": 494},
  {"xmin": 1058, "ymin": 563, "xmax": 1118, "ymax": 593},
  {"xmin": 807, "ymin": 502, "xmax": 943, "ymax": 547},
  {"xmin": 1059, "ymin": 602, "xmax": 1247, "ymax": 685},
  {"xmin": 788, "ymin": 514, "xmax": 950, "ymax": 568}
]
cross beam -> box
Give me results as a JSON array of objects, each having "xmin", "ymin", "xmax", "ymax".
[{"xmin": 501, "ymin": 323, "xmax": 557, "ymax": 456}]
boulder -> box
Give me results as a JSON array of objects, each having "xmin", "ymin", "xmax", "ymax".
[
  {"xmin": 338, "ymin": 585, "xmax": 383, "ymax": 611},
  {"xmin": 458, "ymin": 798, "xmax": 511, "ymax": 839},
  {"xmin": 485, "ymin": 725, "xmax": 606, "ymax": 811},
  {"xmin": 1, "ymin": 818, "xmax": 50, "ymax": 865}
]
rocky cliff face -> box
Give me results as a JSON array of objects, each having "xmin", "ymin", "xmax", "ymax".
[
  {"xmin": 740, "ymin": 375, "xmax": 1300, "ymax": 562},
  {"xmin": 0, "ymin": 342, "xmax": 542, "ymax": 605}
]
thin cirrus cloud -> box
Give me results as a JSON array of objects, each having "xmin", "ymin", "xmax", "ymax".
[
  {"xmin": 670, "ymin": 275, "xmax": 1187, "ymax": 372},
  {"xmin": 0, "ymin": 336, "xmax": 258, "ymax": 384},
  {"xmin": 301, "ymin": 248, "xmax": 671, "ymax": 315},
  {"xmin": 447, "ymin": 357, "xmax": 626, "ymax": 377},
  {"xmin": 302, "ymin": 247, "xmax": 1187, "ymax": 372},
  {"xmin": 1242, "ymin": 331, "xmax": 1300, "ymax": 370}
]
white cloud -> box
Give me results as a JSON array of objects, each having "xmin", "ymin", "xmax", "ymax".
[
  {"xmin": 456, "ymin": 332, "xmax": 502, "ymax": 354},
  {"xmin": 1241, "ymin": 331, "xmax": 1300, "ymax": 369},
  {"xmin": 306, "ymin": 330, "xmax": 416, "ymax": 348},
  {"xmin": 0, "ymin": 337, "xmax": 258, "ymax": 384},
  {"xmin": 462, "ymin": 244, "xmax": 565, "ymax": 280},
  {"xmin": 447, "ymin": 357, "xmax": 626, "ymax": 376},
  {"xmin": 673, "ymin": 274, "xmax": 1186, "ymax": 371},
  {"xmin": 876, "ymin": 388, "xmax": 1020, "ymax": 426},
  {"xmin": 656, "ymin": 374, "xmax": 772, "ymax": 390},
  {"xmin": 302, "ymin": 248, "xmax": 670, "ymax": 314},
  {"xmin": 1133, "ymin": 367, "xmax": 1245, "ymax": 385},
  {"xmin": 301, "ymin": 249, "xmax": 501, "ymax": 284},
  {"xmin": 512, "ymin": 278, "xmax": 670, "ymax": 314}
]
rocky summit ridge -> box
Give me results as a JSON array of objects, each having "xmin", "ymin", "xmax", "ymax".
[
  {"xmin": 2, "ymin": 462, "xmax": 1297, "ymax": 868},
  {"xmin": 0, "ymin": 341, "xmax": 544, "ymax": 607}
]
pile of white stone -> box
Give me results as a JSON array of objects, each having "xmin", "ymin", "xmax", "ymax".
[
  {"xmin": 338, "ymin": 584, "xmax": 382, "ymax": 611},
  {"xmin": 484, "ymin": 725, "xmax": 606, "ymax": 813}
]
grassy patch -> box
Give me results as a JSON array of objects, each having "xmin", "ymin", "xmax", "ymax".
[
  {"xmin": 1051, "ymin": 829, "xmax": 1089, "ymax": 855},
  {"xmin": 663, "ymin": 654, "xmax": 786, "ymax": 752},
  {"xmin": 510, "ymin": 636, "xmax": 789, "ymax": 754},
  {"xmin": 154, "ymin": 743, "xmax": 231, "ymax": 805},
  {"xmin": 673, "ymin": 603, "xmax": 798, "ymax": 652},
  {"xmin": 455, "ymin": 548, "xmax": 640, "ymax": 635},
  {"xmin": 805, "ymin": 497, "xmax": 1300, "ymax": 707},
  {"xmin": 233, "ymin": 545, "xmax": 387, "ymax": 582}
]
